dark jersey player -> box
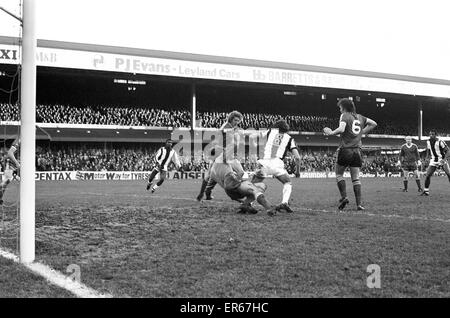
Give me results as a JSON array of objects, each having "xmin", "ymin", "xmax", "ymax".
[
  {"xmin": 398, "ymin": 136, "xmax": 422, "ymax": 192},
  {"xmin": 0, "ymin": 136, "xmax": 20, "ymax": 205},
  {"xmin": 323, "ymin": 98, "xmax": 377, "ymax": 211}
]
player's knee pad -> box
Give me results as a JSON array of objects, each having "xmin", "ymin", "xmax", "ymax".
[{"xmin": 352, "ymin": 179, "xmax": 361, "ymax": 186}]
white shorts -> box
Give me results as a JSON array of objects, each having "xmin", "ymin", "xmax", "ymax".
[
  {"xmin": 429, "ymin": 159, "xmax": 448, "ymax": 168},
  {"xmin": 257, "ymin": 158, "xmax": 287, "ymax": 177}
]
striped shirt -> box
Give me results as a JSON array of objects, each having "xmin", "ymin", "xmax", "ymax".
[
  {"xmin": 155, "ymin": 147, "xmax": 180, "ymax": 171},
  {"xmin": 427, "ymin": 138, "xmax": 448, "ymax": 163},
  {"xmin": 262, "ymin": 129, "xmax": 297, "ymax": 160}
]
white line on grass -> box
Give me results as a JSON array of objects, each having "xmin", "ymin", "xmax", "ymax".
[{"xmin": 0, "ymin": 248, "xmax": 113, "ymax": 298}]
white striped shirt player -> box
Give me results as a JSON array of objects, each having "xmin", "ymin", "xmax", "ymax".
[
  {"xmin": 253, "ymin": 120, "xmax": 301, "ymax": 213},
  {"xmin": 146, "ymin": 139, "xmax": 181, "ymax": 193},
  {"xmin": 427, "ymin": 138, "xmax": 448, "ymax": 167},
  {"xmin": 154, "ymin": 145, "xmax": 181, "ymax": 171},
  {"xmin": 258, "ymin": 128, "xmax": 297, "ymax": 177},
  {"xmin": 421, "ymin": 131, "xmax": 450, "ymax": 196}
]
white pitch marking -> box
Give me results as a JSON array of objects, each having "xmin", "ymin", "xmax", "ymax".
[{"xmin": 0, "ymin": 248, "xmax": 113, "ymax": 298}]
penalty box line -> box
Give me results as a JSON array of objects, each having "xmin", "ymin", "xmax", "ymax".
[{"xmin": 0, "ymin": 248, "xmax": 113, "ymax": 298}]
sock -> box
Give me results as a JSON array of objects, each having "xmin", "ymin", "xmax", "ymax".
[
  {"xmin": 205, "ymin": 179, "xmax": 217, "ymax": 197},
  {"xmin": 424, "ymin": 176, "xmax": 431, "ymax": 190},
  {"xmin": 256, "ymin": 194, "xmax": 271, "ymax": 210},
  {"xmin": 403, "ymin": 180, "xmax": 408, "ymax": 190},
  {"xmin": 156, "ymin": 179, "xmax": 164, "ymax": 186},
  {"xmin": 415, "ymin": 179, "xmax": 421, "ymax": 189},
  {"xmin": 148, "ymin": 169, "xmax": 158, "ymax": 183},
  {"xmin": 198, "ymin": 179, "xmax": 208, "ymax": 197},
  {"xmin": 337, "ymin": 179, "xmax": 347, "ymax": 199},
  {"xmin": 352, "ymin": 179, "xmax": 362, "ymax": 206},
  {"xmin": 282, "ymin": 183, "xmax": 292, "ymax": 204}
]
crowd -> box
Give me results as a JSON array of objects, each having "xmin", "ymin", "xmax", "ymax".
[
  {"xmin": 32, "ymin": 144, "xmax": 414, "ymax": 174},
  {"xmin": 198, "ymin": 111, "xmax": 338, "ymax": 132},
  {"xmin": 1, "ymin": 102, "xmax": 449, "ymax": 136}
]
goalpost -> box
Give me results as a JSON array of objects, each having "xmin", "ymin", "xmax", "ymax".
[{"xmin": 19, "ymin": 0, "xmax": 36, "ymax": 263}]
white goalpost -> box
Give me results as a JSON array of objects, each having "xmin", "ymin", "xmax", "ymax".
[{"xmin": 19, "ymin": 0, "xmax": 36, "ymax": 263}]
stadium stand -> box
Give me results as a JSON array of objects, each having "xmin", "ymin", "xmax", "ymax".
[
  {"xmin": 1, "ymin": 102, "xmax": 449, "ymax": 135},
  {"xmin": 31, "ymin": 143, "xmax": 415, "ymax": 173}
]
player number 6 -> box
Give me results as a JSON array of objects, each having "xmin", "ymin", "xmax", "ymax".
[{"xmin": 352, "ymin": 120, "xmax": 361, "ymax": 134}]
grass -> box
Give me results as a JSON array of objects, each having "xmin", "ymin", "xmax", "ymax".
[{"xmin": 0, "ymin": 176, "xmax": 449, "ymax": 297}]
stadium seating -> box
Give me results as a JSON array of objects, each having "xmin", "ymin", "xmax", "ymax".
[
  {"xmin": 33, "ymin": 143, "xmax": 414, "ymax": 173},
  {"xmin": 1, "ymin": 102, "xmax": 449, "ymax": 136}
]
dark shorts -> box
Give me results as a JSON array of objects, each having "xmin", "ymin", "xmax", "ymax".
[
  {"xmin": 224, "ymin": 173, "xmax": 245, "ymax": 201},
  {"xmin": 401, "ymin": 163, "xmax": 418, "ymax": 171},
  {"xmin": 225, "ymin": 188, "xmax": 246, "ymax": 201},
  {"xmin": 337, "ymin": 148, "xmax": 363, "ymax": 168}
]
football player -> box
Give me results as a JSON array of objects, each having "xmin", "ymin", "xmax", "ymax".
[
  {"xmin": 250, "ymin": 119, "xmax": 301, "ymax": 213},
  {"xmin": 398, "ymin": 136, "xmax": 422, "ymax": 192},
  {"xmin": 421, "ymin": 130, "xmax": 450, "ymax": 196},
  {"xmin": 197, "ymin": 110, "xmax": 246, "ymax": 201},
  {"xmin": 208, "ymin": 155, "xmax": 276, "ymax": 215},
  {"xmin": 323, "ymin": 98, "xmax": 377, "ymax": 211},
  {"xmin": 146, "ymin": 139, "xmax": 182, "ymax": 193},
  {"xmin": 0, "ymin": 136, "xmax": 20, "ymax": 205}
]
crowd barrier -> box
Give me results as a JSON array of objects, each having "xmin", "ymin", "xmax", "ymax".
[{"xmin": 23, "ymin": 170, "xmax": 447, "ymax": 181}]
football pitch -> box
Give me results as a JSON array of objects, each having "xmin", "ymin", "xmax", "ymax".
[{"xmin": 1, "ymin": 176, "xmax": 449, "ymax": 297}]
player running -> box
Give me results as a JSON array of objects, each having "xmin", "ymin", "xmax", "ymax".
[
  {"xmin": 145, "ymin": 139, "xmax": 182, "ymax": 194},
  {"xmin": 420, "ymin": 130, "xmax": 450, "ymax": 196},
  {"xmin": 398, "ymin": 136, "xmax": 422, "ymax": 192},
  {"xmin": 0, "ymin": 136, "xmax": 20, "ymax": 205},
  {"xmin": 323, "ymin": 98, "xmax": 377, "ymax": 211},
  {"xmin": 250, "ymin": 119, "xmax": 301, "ymax": 213}
]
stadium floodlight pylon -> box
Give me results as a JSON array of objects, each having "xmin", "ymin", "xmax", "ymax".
[{"xmin": 19, "ymin": 0, "xmax": 36, "ymax": 263}]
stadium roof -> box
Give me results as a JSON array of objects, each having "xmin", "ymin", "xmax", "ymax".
[{"xmin": 1, "ymin": 36, "xmax": 450, "ymax": 98}]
